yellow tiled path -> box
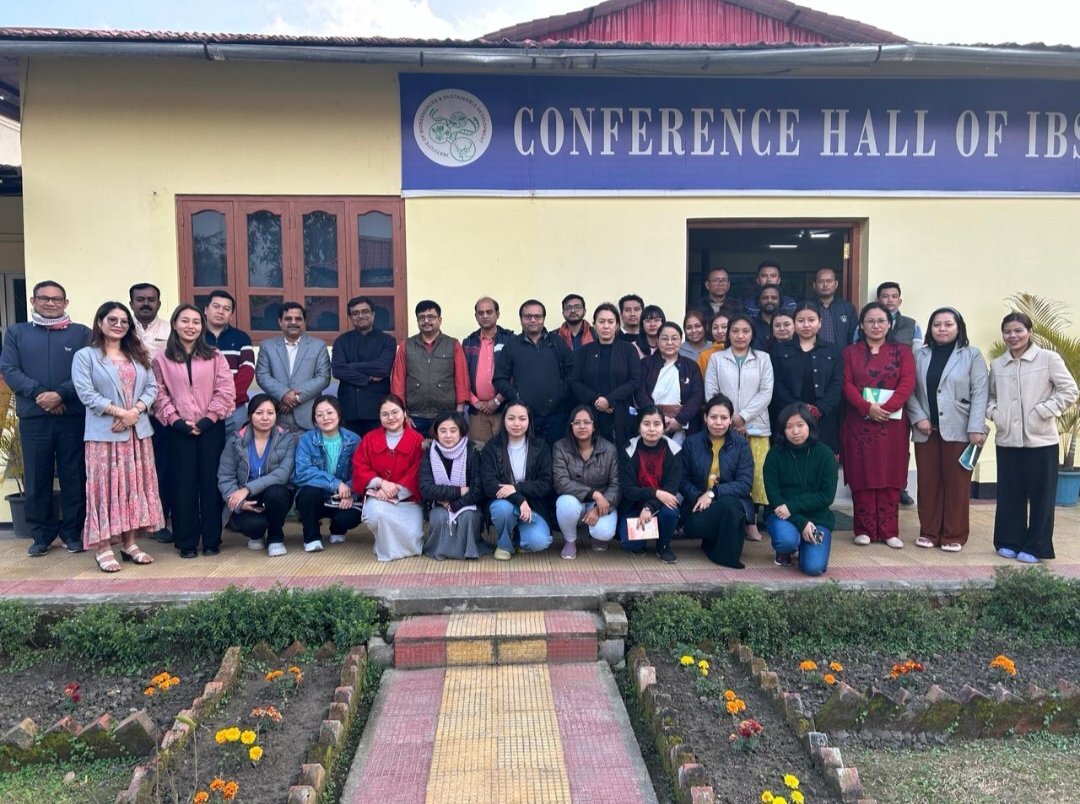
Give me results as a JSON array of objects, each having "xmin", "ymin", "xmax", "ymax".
[{"xmin": 426, "ymin": 665, "xmax": 572, "ymax": 804}]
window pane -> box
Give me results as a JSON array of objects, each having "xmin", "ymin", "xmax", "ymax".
[
  {"xmin": 248, "ymin": 210, "xmax": 283, "ymax": 288},
  {"xmin": 305, "ymin": 296, "xmax": 339, "ymax": 332},
  {"xmin": 249, "ymin": 294, "xmax": 284, "ymax": 332},
  {"xmin": 369, "ymin": 297, "xmax": 396, "ymax": 332},
  {"xmin": 303, "ymin": 210, "xmax": 339, "ymax": 288},
  {"xmin": 192, "ymin": 210, "xmax": 227, "ymax": 286},
  {"xmin": 358, "ymin": 211, "xmax": 394, "ymax": 288}
]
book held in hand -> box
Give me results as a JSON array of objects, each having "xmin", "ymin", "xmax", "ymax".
[
  {"xmin": 861, "ymin": 387, "xmax": 903, "ymax": 420},
  {"xmin": 626, "ymin": 516, "xmax": 660, "ymax": 541}
]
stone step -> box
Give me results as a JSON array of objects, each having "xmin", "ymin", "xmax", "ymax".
[{"xmin": 393, "ymin": 610, "xmax": 600, "ymax": 669}]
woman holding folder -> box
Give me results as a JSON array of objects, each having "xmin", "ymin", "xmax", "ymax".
[{"xmin": 841, "ymin": 302, "xmax": 916, "ymax": 548}]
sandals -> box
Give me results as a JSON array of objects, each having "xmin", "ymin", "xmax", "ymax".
[
  {"xmin": 915, "ymin": 537, "xmax": 935, "ymax": 549},
  {"xmin": 96, "ymin": 550, "xmax": 121, "ymax": 573},
  {"xmin": 940, "ymin": 543, "xmax": 963, "ymax": 553},
  {"xmin": 120, "ymin": 545, "xmax": 154, "ymax": 565}
]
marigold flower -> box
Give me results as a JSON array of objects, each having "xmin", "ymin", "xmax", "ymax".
[
  {"xmin": 222, "ymin": 781, "xmax": 239, "ymax": 800},
  {"xmin": 194, "ymin": 792, "xmax": 209, "ymax": 804},
  {"xmin": 761, "ymin": 793, "xmax": 774, "ymax": 803},
  {"xmin": 799, "ymin": 660, "xmax": 818, "ymax": 671},
  {"xmin": 225, "ymin": 726, "xmax": 241, "ymax": 743},
  {"xmin": 989, "ymin": 655, "xmax": 1017, "ymax": 676},
  {"xmin": 679, "ymin": 655, "xmax": 694, "ymax": 666},
  {"xmin": 151, "ymin": 672, "xmax": 170, "ymax": 686},
  {"xmin": 700, "ymin": 668, "xmax": 709, "ymax": 677},
  {"xmin": 63, "ymin": 683, "xmax": 81, "ymax": 703},
  {"xmin": 240, "ymin": 729, "xmax": 257, "ymax": 745},
  {"xmin": 697, "ymin": 659, "xmax": 709, "ymax": 670},
  {"xmin": 791, "ymin": 791, "xmax": 804, "ymax": 804},
  {"xmin": 726, "ymin": 698, "xmax": 746, "ymax": 715},
  {"xmin": 209, "ymin": 778, "xmax": 226, "ymax": 791},
  {"xmin": 829, "ymin": 661, "xmax": 844, "ymax": 672},
  {"xmin": 773, "ymin": 798, "xmax": 787, "ymax": 804},
  {"xmin": 784, "ymin": 774, "xmax": 800, "ymax": 790},
  {"xmin": 214, "ymin": 730, "xmax": 228, "ymax": 744},
  {"xmin": 823, "ymin": 674, "xmax": 837, "ymax": 685},
  {"xmin": 724, "ymin": 689, "xmax": 736, "ymax": 701},
  {"xmin": 265, "ymin": 670, "xmax": 284, "ymax": 682},
  {"xmin": 144, "ymin": 686, "xmax": 156, "ymax": 697},
  {"xmin": 288, "ymin": 665, "xmax": 302, "ymax": 675},
  {"xmin": 249, "ymin": 745, "xmax": 264, "ymax": 762}
]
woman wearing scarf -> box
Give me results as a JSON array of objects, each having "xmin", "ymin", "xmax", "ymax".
[{"xmin": 420, "ymin": 410, "xmax": 490, "ymax": 560}]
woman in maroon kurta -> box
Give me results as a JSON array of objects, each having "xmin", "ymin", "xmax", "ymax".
[{"xmin": 841, "ymin": 302, "xmax": 916, "ymax": 548}]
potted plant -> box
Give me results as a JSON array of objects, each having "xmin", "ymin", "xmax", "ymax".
[
  {"xmin": 0, "ymin": 386, "xmax": 30, "ymax": 535},
  {"xmin": 990, "ymin": 293, "xmax": 1080, "ymax": 506}
]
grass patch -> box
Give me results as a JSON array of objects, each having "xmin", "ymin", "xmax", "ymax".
[
  {"xmin": 847, "ymin": 733, "xmax": 1080, "ymax": 802},
  {"xmin": 0, "ymin": 756, "xmax": 135, "ymax": 803}
]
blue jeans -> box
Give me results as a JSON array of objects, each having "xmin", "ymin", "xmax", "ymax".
[
  {"xmin": 618, "ymin": 505, "xmax": 679, "ymax": 552},
  {"xmin": 489, "ymin": 499, "xmax": 552, "ymax": 553},
  {"xmin": 766, "ymin": 514, "xmax": 832, "ymax": 577}
]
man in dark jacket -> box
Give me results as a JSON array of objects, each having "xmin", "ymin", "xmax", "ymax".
[
  {"xmin": 462, "ymin": 297, "xmax": 514, "ymax": 443},
  {"xmin": 690, "ymin": 267, "xmax": 742, "ymax": 324},
  {"xmin": 810, "ymin": 268, "xmax": 858, "ymax": 346},
  {"xmin": 493, "ymin": 299, "xmax": 575, "ymax": 445},
  {"xmin": 332, "ymin": 296, "xmax": 396, "ymax": 437},
  {"xmin": 0, "ymin": 280, "xmax": 91, "ymax": 556}
]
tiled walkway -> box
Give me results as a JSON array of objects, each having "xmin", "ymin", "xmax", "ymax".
[
  {"xmin": 343, "ymin": 662, "xmax": 656, "ymax": 804},
  {"xmin": 0, "ymin": 503, "xmax": 1076, "ymax": 605}
]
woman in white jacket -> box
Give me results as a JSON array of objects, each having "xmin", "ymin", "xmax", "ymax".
[
  {"xmin": 704, "ymin": 314, "xmax": 774, "ymax": 539},
  {"xmin": 987, "ymin": 312, "xmax": 1078, "ymax": 564}
]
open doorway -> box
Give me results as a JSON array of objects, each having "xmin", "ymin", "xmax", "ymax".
[{"xmin": 686, "ymin": 220, "xmax": 862, "ymax": 314}]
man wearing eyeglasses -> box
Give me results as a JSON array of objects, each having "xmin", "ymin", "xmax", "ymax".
[
  {"xmin": 691, "ymin": 267, "xmax": 741, "ymax": 323},
  {"xmin": 0, "ymin": 280, "xmax": 92, "ymax": 557},
  {"xmin": 493, "ymin": 299, "xmax": 575, "ymax": 445},
  {"xmin": 332, "ymin": 296, "xmax": 396, "ymax": 438},
  {"xmin": 390, "ymin": 300, "xmax": 470, "ymax": 438},
  {"xmin": 556, "ymin": 294, "xmax": 593, "ymax": 352}
]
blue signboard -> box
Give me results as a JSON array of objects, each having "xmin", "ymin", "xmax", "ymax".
[{"xmin": 400, "ymin": 73, "xmax": 1080, "ymax": 194}]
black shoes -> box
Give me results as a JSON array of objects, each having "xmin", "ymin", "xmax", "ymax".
[
  {"xmin": 27, "ymin": 543, "xmax": 49, "ymax": 557},
  {"xmin": 202, "ymin": 547, "xmax": 220, "ymax": 556},
  {"xmin": 658, "ymin": 546, "xmax": 677, "ymax": 564},
  {"xmin": 65, "ymin": 540, "xmax": 85, "ymax": 554},
  {"xmin": 774, "ymin": 552, "xmax": 793, "ymax": 567},
  {"xmin": 899, "ymin": 490, "xmax": 915, "ymax": 506},
  {"xmin": 152, "ymin": 528, "xmax": 174, "ymax": 544},
  {"xmin": 179, "ymin": 549, "xmax": 198, "ymax": 559}
]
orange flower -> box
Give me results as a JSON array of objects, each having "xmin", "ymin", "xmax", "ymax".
[
  {"xmin": 288, "ymin": 665, "xmax": 302, "ymax": 675},
  {"xmin": 194, "ymin": 792, "xmax": 209, "ymax": 804},
  {"xmin": 829, "ymin": 661, "xmax": 843, "ymax": 672},
  {"xmin": 223, "ymin": 781, "xmax": 239, "ymax": 800},
  {"xmin": 265, "ymin": 670, "xmax": 284, "ymax": 682},
  {"xmin": 723, "ymin": 690, "xmax": 737, "ymax": 701},
  {"xmin": 144, "ymin": 686, "xmax": 156, "ymax": 697},
  {"xmin": 823, "ymin": 674, "xmax": 837, "ymax": 685},
  {"xmin": 725, "ymin": 698, "xmax": 746, "ymax": 715},
  {"xmin": 209, "ymin": 778, "xmax": 226, "ymax": 792},
  {"xmin": 799, "ymin": 660, "xmax": 818, "ymax": 671}
]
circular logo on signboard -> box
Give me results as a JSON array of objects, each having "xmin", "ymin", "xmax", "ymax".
[{"xmin": 413, "ymin": 89, "xmax": 491, "ymax": 167}]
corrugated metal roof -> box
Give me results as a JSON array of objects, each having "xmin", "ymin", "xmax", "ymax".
[{"xmin": 486, "ymin": 0, "xmax": 906, "ymax": 44}]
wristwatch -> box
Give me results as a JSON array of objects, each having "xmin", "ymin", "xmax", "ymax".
[{"xmin": 706, "ymin": 489, "xmax": 715, "ymax": 499}]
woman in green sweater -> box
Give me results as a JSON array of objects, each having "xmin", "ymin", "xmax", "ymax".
[{"xmin": 763, "ymin": 402, "xmax": 839, "ymax": 576}]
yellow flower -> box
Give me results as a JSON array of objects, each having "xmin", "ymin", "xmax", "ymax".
[
  {"xmin": 249, "ymin": 745, "xmax": 264, "ymax": 762},
  {"xmin": 697, "ymin": 659, "xmax": 710, "ymax": 670},
  {"xmin": 799, "ymin": 660, "xmax": 818, "ymax": 671},
  {"xmin": 791, "ymin": 791, "xmax": 804, "ymax": 804},
  {"xmin": 194, "ymin": 792, "xmax": 209, "ymax": 804},
  {"xmin": 223, "ymin": 781, "xmax": 239, "ymax": 800},
  {"xmin": 209, "ymin": 778, "xmax": 226, "ymax": 791},
  {"xmin": 823, "ymin": 673, "xmax": 837, "ymax": 685},
  {"xmin": 700, "ymin": 668, "xmax": 708, "ymax": 677},
  {"xmin": 214, "ymin": 730, "xmax": 228, "ymax": 745},
  {"xmin": 784, "ymin": 774, "xmax": 800, "ymax": 790},
  {"xmin": 240, "ymin": 729, "xmax": 257, "ymax": 745},
  {"xmin": 829, "ymin": 661, "xmax": 844, "ymax": 672},
  {"xmin": 265, "ymin": 670, "xmax": 284, "ymax": 682},
  {"xmin": 724, "ymin": 690, "xmax": 737, "ymax": 701},
  {"xmin": 679, "ymin": 655, "xmax": 694, "ymax": 666},
  {"xmin": 773, "ymin": 798, "xmax": 787, "ymax": 804},
  {"xmin": 761, "ymin": 793, "xmax": 774, "ymax": 803},
  {"xmin": 225, "ymin": 726, "xmax": 241, "ymax": 743}
]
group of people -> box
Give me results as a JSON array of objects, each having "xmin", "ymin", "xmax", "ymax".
[{"xmin": 1, "ymin": 264, "xmax": 1074, "ymax": 575}]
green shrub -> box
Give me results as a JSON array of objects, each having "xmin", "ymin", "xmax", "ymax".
[
  {"xmin": 980, "ymin": 567, "xmax": 1080, "ymax": 646},
  {"xmin": 628, "ymin": 594, "xmax": 711, "ymax": 648},
  {"xmin": 50, "ymin": 603, "xmax": 147, "ymax": 674},
  {"xmin": 708, "ymin": 586, "xmax": 790, "ymax": 658},
  {"xmin": 0, "ymin": 599, "xmax": 42, "ymax": 659}
]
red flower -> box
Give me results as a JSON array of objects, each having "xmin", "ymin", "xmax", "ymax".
[{"xmin": 63, "ymin": 683, "xmax": 81, "ymax": 704}]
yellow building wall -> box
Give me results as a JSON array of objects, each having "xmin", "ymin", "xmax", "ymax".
[{"xmin": 18, "ymin": 57, "xmax": 1080, "ymax": 487}]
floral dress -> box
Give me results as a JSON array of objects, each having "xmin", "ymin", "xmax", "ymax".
[{"xmin": 83, "ymin": 360, "xmax": 165, "ymax": 548}]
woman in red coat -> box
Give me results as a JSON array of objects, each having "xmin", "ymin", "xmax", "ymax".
[
  {"xmin": 352, "ymin": 394, "xmax": 425, "ymax": 561},
  {"xmin": 841, "ymin": 302, "xmax": 916, "ymax": 549}
]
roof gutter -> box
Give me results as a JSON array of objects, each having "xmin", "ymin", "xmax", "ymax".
[{"xmin": 3, "ymin": 40, "xmax": 1080, "ymax": 73}]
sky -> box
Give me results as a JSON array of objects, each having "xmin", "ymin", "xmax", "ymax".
[{"xmin": 2, "ymin": 0, "xmax": 1079, "ymax": 46}]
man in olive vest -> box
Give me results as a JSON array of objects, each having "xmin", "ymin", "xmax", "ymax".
[{"xmin": 390, "ymin": 300, "xmax": 470, "ymax": 437}]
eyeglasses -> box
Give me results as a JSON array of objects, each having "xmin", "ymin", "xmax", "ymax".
[
  {"xmin": 521, "ymin": 314, "xmax": 545, "ymax": 321},
  {"xmin": 416, "ymin": 313, "xmax": 439, "ymax": 321},
  {"xmin": 349, "ymin": 309, "xmax": 373, "ymax": 317},
  {"xmin": 34, "ymin": 295, "xmax": 66, "ymax": 304},
  {"xmin": 707, "ymin": 278, "xmax": 730, "ymax": 285},
  {"xmin": 863, "ymin": 319, "xmax": 890, "ymax": 327},
  {"xmin": 570, "ymin": 420, "xmax": 593, "ymax": 426},
  {"xmin": 104, "ymin": 317, "xmax": 130, "ymax": 328},
  {"xmin": 658, "ymin": 336, "xmax": 681, "ymax": 343},
  {"xmin": 562, "ymin": 304, "xmax": 584, "ymax": 311}
]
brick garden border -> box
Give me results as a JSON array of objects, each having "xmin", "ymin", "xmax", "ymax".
[
  {"xmin": 115, "ymin": 646, "xmax": 244, "ymax": 804},
  {"xmin": 286, "ymin": 645, "xmax": 369, "ymax": 804}
]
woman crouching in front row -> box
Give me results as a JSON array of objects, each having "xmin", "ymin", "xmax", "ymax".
[
  {"xmin": 763, "ymin": 402, "xmax": 838, "ymax": 576},
  {"xmin": 618, "ymin": 405, "xmax": 683, "ymax": 563}
]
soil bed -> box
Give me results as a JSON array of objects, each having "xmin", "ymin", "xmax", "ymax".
[
  {"xmin": 158, "ymin": 657, "xmax": 339, "ymax": 803},
  {"xmin": 0, "ymin": 657, "xmax": 213, "ymax": 736},
  {"xmin": 652, "ymin": 651, "xmax": 839, "ymax": 804},
  {"xmin": 771, "ymin": 638, "xmax": 1080, "ymax": 717}
]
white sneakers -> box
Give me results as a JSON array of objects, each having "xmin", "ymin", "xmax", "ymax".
[
  {"xmin": 328, "ymin": 534, "xmax": 347, "ymax": 544},
  {"xmin": 268, "ymin": 543, "xmax": 287, "ymax": 557},
  {"xmin": 305, "ymin": 540, "xmax": 325, "ymax": 553},
  {"xmin": 885, "ymin": 537, "xmax": 905, "ymax": 549},
  {"xmin": 248, "ymin": 538, "xmax": 265, "ymax": 551},
  {"xmin": 853, "ymin": 534, "xmax": 871, "ymax": 546}
]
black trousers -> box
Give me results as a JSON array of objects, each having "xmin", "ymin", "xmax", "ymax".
[
  {"xmin": 295, "ymin": 486, "xmax": 362, "ymax": 544},
  {"xmin": 167, "ymin": 421, "xmax": 226, "ymax": 552},
  {"xmin": 683, "ymin": 495, "xmax": 746, "ymax": 569},
  {"xmin": 994, "ymin": 444, "xmax": 1059, "ymax": 559},
  {"xmin": 229, "ymin": 484, "xmax": 294, "ymax": 544},
  {"xmin": 19, "ymin": 415, "xmax": 86, "ymax": 546},
  {"xmin": 151, "ymin": 417, "xmax": 172, "ymax": 520}
]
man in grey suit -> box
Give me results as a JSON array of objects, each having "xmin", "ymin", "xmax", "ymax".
[{"xmin": 255, "ymin": 302, "xmax": 331, "ymax": 433}]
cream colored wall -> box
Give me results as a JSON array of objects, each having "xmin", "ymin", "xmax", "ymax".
[{"xmin": 21, "ymin": 57, "xmax": 400, "ymax": 320}]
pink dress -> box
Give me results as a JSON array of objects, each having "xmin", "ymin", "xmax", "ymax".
[{"xmin": 83, "ymin": 360, "xmax": 165, "ymax": 548}]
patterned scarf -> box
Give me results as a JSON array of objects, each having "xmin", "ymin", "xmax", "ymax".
[
  {"xmin": 430, "ymin": 438, "xmax": 475, "ymax": 523},
  {"xmin": 31, "ymin": 311, "xmax": 71, "ymax": 330}
]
